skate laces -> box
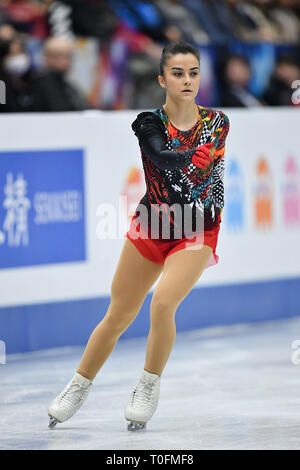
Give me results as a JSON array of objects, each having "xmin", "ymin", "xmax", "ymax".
[
  {"xmin": 131, "ymin": 379, "xmax": 155, "ymax": 408},
  {"xmin": 58, "ymin": 381, "xmax": 89, "ymax": 407}
]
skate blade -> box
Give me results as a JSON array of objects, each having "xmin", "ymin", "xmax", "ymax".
[
  {"xmin": 48, "ymin": 415, "xmax": 59, "ymax": 429},
  {"xmin": 127, "ymin": 420, "xmax": 146, "ymax": 431}
]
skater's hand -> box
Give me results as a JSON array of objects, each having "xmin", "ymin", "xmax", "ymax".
[{"xmin": 192, "ymin": 142, "xmax": 215, "ymax": 174}]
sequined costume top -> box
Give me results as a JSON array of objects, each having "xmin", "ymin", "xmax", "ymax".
[{"xmin": 131, "ymin": 105, "xmax": 230, "ymax": 239}]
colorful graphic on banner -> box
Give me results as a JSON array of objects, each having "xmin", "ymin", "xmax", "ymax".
[
  {"xmin": 282, "ymin": 155, "xmax": 300, "ymax": 227},
  {"xmin": 0, "ymin": 149, "xmax": 86, "ymax": 268},
  {"xmin": 121, "ymin": 166, "xmax": 145, "ymax": 221},
  {"xmin": 254, "ymin": 157, "xmax": 273, "ymax": 230},
  {"xmin": 226, "ymin": 158, "xmax": 244, "ymax": 231}
]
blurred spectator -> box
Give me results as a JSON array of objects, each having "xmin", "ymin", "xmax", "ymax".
[
  {"xmin": 263, "ymin": 53, "xmax": 300, "ymax": 105},
  {"xmin": 127, "ymin": 47, "xmax": 164, "ymax": 109},
  {"xmin": 153, "ymin": 0, "xmax": 210, "ymax": 45},
  {"xmin": 226, "ymin": 0, "xmax": 281, "ymax": 43},
  {"xmin": 32, "ymin": 36, "xmax": 92, "ymax": 111},
  {"xmin": 223, "ymin": 0, "xmax": 260, "ymax": 43},
  {"xmin": 183, "ymin": 0, "xmax": 237, "ymax": 44},
  {"xmin": 0, "ymin": 22, "xmax": 18, "ymax": 41},
  {"xmin": 219, "ymin": 54, "xmax": 264, "ymax": 107},
  {"xmin": 47, "ymin": 0, "xmax": 118, "ymax": 42},
  {"xmin": 1, "ymin": 0, "xmax": 48, "ymax": 38},
  {"xmin": 0, "ymin": 33, "xmax": 37, "ymax": 112},
  {"xmin": 102, "ymin": 20, "xmax": 165, "ymax": 109},
  {"xmin": 109, "ymin": 0, "xmax": 168, "ymax": 42},
  {"xmin": 269, "ymin": 0, "xmax": 300, "ymax": 44}
]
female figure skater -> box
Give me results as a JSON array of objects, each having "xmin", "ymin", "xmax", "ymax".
[{"xmin": 47, "ymin": 41, "xmax": 230, "ymax": 431}]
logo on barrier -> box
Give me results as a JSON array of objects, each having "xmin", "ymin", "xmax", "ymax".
[
  {"xmin": 0, "ymin": 340, "xmax": 6, "ymax": 364},
  {"xmin": 0, "ymin": 149, "xmax": 86, "ymax": 268},
  {"xmin": 0, "ymin": 173, "xmax": 30, "ymax": 247}
]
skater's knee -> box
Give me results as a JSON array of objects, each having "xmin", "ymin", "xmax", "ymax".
[
  {"xmin": 110, "ymin": 281, "xmax": 144, "ymax": 313},
  {"xmin": 150, "ymin": 293, "xmax": 179, "ymax": 322},
  {"xmin": 104, "ymin": 301, "xmax": 140, "ymax": 333}
]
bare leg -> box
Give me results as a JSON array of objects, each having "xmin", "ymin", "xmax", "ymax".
[
  {"xmin": 77, "ymin": 238, "xmax": 163, "ymax": 381},
  {"xmin": 144, "ymin": 245, "xmax": 213, "ymax": 376}
]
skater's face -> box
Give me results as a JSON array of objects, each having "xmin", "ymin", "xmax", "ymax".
[{"xmin": 158, "ymin": 53, "xmax": 200, "ymax": 102}]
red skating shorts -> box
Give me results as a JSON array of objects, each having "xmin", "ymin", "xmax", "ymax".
[{"xmin": 124, "ymin": 220, "xmax": 220, "ymax": 270}]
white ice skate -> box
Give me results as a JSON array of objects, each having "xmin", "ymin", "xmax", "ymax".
[
  {"xmin": 47, "ymin": 372, "xmax": 92, "ymax": 429},
  {"xmin": 125, "ymin": 369, "xmax": 160, "ymax": 431}
]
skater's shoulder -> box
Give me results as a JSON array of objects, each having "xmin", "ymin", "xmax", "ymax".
[
  {"xmin": 198, "ymin": 105, "xmax": 230, "ymax": 125},
  {"xmin": 131, "ymin": 108, "xmax": 166, "ymax": 137}
]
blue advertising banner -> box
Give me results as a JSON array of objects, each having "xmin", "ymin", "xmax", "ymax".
[{"xmin": 0, "ymin": 149, "xmax": 86, "ymax": 268}]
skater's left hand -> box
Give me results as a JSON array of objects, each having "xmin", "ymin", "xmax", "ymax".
[{"xmin": 191, "ymin": 141, "xmax": 215, "ymax": 176}]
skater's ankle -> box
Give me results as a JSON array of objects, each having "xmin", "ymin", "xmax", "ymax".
[
  {"xmin": 76, "ymin": 369, "xmax": 93, "ymax": 382},
  {"xmin": 143, "ymin": 368, "xmax": 160, "ymax": 377}
]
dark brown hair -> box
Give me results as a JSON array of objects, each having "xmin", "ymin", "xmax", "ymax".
[{"xmin": 159, "ymin": 41, "xmax": 200, "ymax": 76}]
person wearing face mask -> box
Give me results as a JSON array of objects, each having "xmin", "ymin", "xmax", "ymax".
[
  {"xmin": 32, "ymin": 36, "xmax": 92, "ymax": 112},
  {"xmin": 4, "ymin": 49, "xmax": 31, "ymax": 76},
  {"xmin": 0, "ymin": 36, "xmax": 36, "ymax": 112}
]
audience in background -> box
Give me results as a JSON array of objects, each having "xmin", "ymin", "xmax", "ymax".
[
  {"xmin": 153, "ymin": 0, "xmax": 210, "ymax": 45},
  {"xmin": 0, "ymin": 30, "xmax": 37, "ymax": 112},
  {"xmin": 47, "ymin": 0, "xmax": 119, "ymax": 42},
  {"xmin": 0, "ymin": 0, "xmax": 49, "ymax": 38},
  {"xmin": 219, "ymin": 54, "xmax": 264, "ymax": 107},
  {"xmin": 182, "ymin": 0, "xmax": 238, "ymax": 44},
  {"xmin": 270, "ymin": 0, "xmax": 300, "ymax": 44},
  {"xmin": 263, "ymin": 53, "xmax": 300, "ymax": 105},
  {"xmin": 32, "ymin": 36, "xmax": 92, "ymax": 111},
  {"xmin": 0, "ymin": 22, "xmax": 18, "ymax": 41},
  {"xmin": 0, "ymin": 0, "xmax": 299, "ymax": 111}
]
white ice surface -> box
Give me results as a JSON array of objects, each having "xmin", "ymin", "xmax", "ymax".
[{"xmin": 1, "ymin": 317, "xmax": 300, "ymax": 450}]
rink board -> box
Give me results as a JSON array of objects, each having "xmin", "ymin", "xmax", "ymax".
[
  {"xmin": 1, "ymin": 276, "xmax": 300, "ymax": 354},
  {"xmin": 0, "ymin": 109, "xmax": 299, "ymax": 353}
]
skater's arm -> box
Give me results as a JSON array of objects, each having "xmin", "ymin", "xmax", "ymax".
[{"xmin": 132, "ymin": 112, "xmax": 200, "ymax": 170}]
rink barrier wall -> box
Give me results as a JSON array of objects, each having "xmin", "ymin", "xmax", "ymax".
[
  {"xmin": 0, "ymin": 109, "xmax": 299, "ymax": 354},
  {"xmin": 1, "ymin": 276, "xmax": 300, "ymax": 354}
]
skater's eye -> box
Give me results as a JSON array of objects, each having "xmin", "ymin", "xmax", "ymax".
[{"xmin": 173, "ymin": 72, "xmax": 198, "ymax": 77}]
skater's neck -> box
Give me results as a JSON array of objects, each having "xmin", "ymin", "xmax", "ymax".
[{"xmin": 162, "ymin": 100, "xmax": 199, "ymax": 132}]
